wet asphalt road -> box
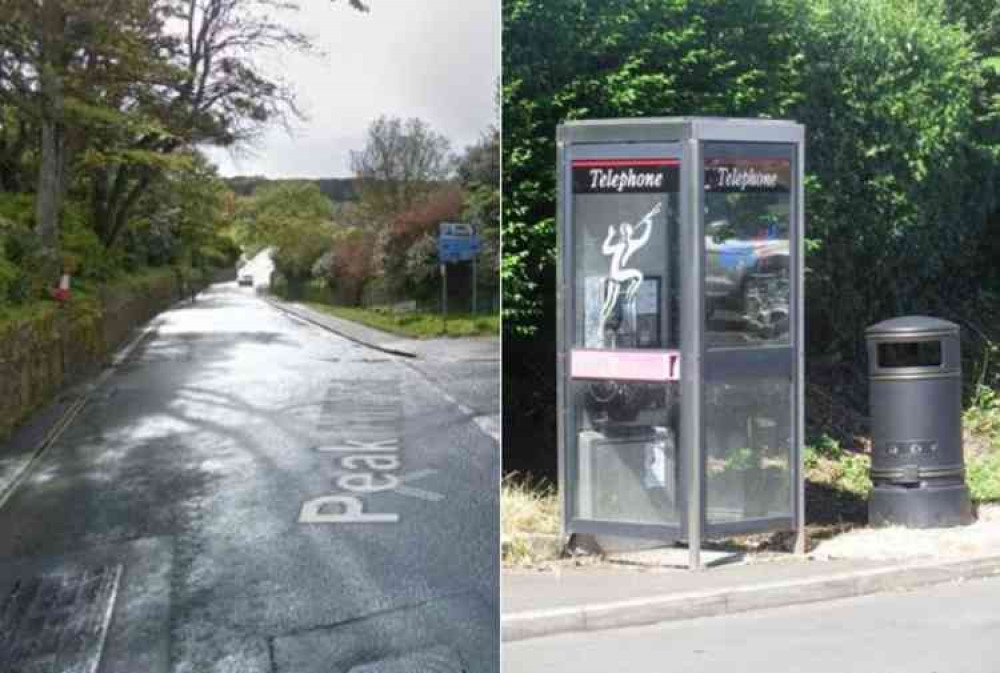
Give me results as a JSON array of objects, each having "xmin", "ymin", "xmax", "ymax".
[{"xmin": 0, "ymin": 283, "xmax": 499, "ymax": 672}]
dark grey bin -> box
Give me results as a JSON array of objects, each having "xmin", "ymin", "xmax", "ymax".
[{"xmin": 866, "ymin": 316, "xmax": 973, "ymax": 528}]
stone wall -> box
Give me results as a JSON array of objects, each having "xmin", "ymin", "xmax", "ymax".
[{"xmin": 0, "ymin": 270, "xmax": 214, "ymax": 443}]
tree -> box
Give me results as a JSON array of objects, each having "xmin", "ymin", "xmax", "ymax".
[
  {"xmin": 381, "ymin": 185, "xmax": 464, "ymax": 298},
  {"xmin": 128, "ymin": 151, "xmax": 238, "ymax": 270},
  {"xmin": 88, "ymin": 0, "xmax": 320, "ymax": 248},
  {"xmin": 350, "ymin": 115, "xmax": 453, "ymax": 220},
  {"xmin": 457, "ymin": 125, "xmax": 499, "ymax": 188},
  {"xmin": 458, "ymin": 126, "xmax": 499, "ymax": 285},
  {"xmin": 0, "ymin": 0, "xmax": 169, "ymax": 273},
  {"xmin": 314, "ymin": 225, "xmax": 375, "ymax": 305},
  {"xmin": 0, "ymin": 0, "xmax": 371, "ymax": 275},
  {"xmin": 238, "ymin": 182, "xmax": 333, "ymax": 298}
]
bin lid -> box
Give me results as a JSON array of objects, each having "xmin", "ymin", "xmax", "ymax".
[{"xmin": 866, "ymin": 315, "xmax": 958, "ymax": 338}]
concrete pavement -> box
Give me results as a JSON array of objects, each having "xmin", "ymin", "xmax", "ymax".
[
  {"xmin": 0, "ymin": 282, "xmax": 499, "ymax": 673},
  {"xmin": 503, "ymin": 552, "xmax": 1000, "ymax": 643},
  {"xmin": 504, "ymin": 572, "xmax": 1000, "ymax": 672}
]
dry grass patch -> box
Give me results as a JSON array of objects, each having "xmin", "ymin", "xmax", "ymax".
[{"xmin": 501, "ymin": 473, "xmax": 561, "ymax": 566}]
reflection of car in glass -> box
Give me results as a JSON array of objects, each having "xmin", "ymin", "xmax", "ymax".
[
  {"xmin": 238, "ymin": 274, "xmax": 254, "ymax": 287},
  {"xmin": 704, "ymin": 218, "xmax": 789, "ymax": 336}
]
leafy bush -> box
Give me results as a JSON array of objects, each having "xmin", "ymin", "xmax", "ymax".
[
  {"xmin": 968, "ymin": 452, "xmax": 1000, "ymax": 503},
  {"xmin": 805, "ymin": 434, "xmax": 872, "ymax": 496},
  {"xmin": 965, "ymin": 384, "xmax": 1000, "ymax": 445},
  {"xmin": 326, "ymin": 227, "xmax": 377, "ymax": 306},
  {"xmin": 0, "ymin": 194, "xmax": 42, "ymax": 304},
  {"xmin": 1, "ymin": 225, "xmax": 46, "ymax": 303},
  {"xmin": 311, "ymin": 250, "xmax": 336, "ymax": 283},
  {"xmin": 810, "ymin": 433, "xmax": 845, "ymax": 461},
  {"xmin": 302, "ymin": 279, "xmax": 333, "ymax": 305},
  {"xmin": 62, "ymin": 214, "xmax": 119, "ymax": 282},
  {"xmin": 126, "ymin": 215, "xmax": 180, "ymax": 269},
  {"xmin": 837, "ymin": 453, "xmax": 873, "ymax": 497},
  {"xmin": 403, "ymin": 232, "xmax": 438, "ymax": 289},
  {"xmin": 798, "ymin": 0, "xmax": 985, "ymax": 364},
  {"xmin": 270, "ymin": 273, "xmax": 288, "ymax": 299},
  {"xmin": 0, "ymin": 250, "xmax": 19, "ymax": 306},
  {"xmin": 195, "ymin": 236, "xmax": 242, "ymax": 270},
  {"xmin": 0, "ymin": 193, "xmax": 34, "ymax": 228},
  {"xmin": 962, "ymin": 383, "xmax": 1000, "ymax": 503},
  {"xmin": 803, "ymin": 446, "xmax": 819, "ymax": 471},
  {"xmin": 723, "ymin": 446, "xmax": 756, "ymax": 472}
]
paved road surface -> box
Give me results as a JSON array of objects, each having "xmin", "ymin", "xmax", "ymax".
[
  {"xmin": 503, "ymin": 574, "xmax": 1000, "ymax": 673},
  {"xmin": 0, "ymin": 283, "xmax": 499, "ymax": 673}
]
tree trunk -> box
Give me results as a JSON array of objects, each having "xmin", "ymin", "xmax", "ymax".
[
  {"xmin": 35, "ymin": 116, "xmax": 66, "ymax": 251},
  {"xmin": 91, "ymin": 166, "xmax": 111, "ymax": 242},
  {"xmin": 34, "ymin": 0, "xmax": 69, "ymax": 280},
  {"xmin": 105, "ymin": 171, "xmax": 154, "ymax": 247}
]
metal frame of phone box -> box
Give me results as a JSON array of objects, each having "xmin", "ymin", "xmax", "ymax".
[{"xmin": 556, "ymin": 117, "xmax": 806, "ymax": 570}]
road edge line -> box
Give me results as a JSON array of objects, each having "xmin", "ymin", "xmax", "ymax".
[
  {"xmin": 501, "ymin": 553, "xmax": 1000, "ymax": 642},
  {"xmin": 261, "ymin": 296, "xmax": 419, "ymax": 359},
  {"xmin": 0, "ymin": 395, "xmax": 89, "ymax": 512}
]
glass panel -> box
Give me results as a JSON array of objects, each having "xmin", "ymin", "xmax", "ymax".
[
  {"xmin": 705, "ymin": 379, "xmax": 792, "ymax": 523},
  {"xmin": 702, "ymin": 142, "xmax": 796, "ymax": 526},
  {"xmin": 572, "ymin": 158, "xmax": 680, "ymax": 349},
  {"xmin": 573, "ymin": 380, "xmax": 680, "ymax": 525},
  {"xmin": 878, "ymin": 341, "xmax": 942, "ymax": 368},
  {"xmin": 703, "ymin": 145, "xmax": 793, "ymax": 348},
  {"xmin": 568, "ymin": 152, "xmax": 681, "ymax": 526}
]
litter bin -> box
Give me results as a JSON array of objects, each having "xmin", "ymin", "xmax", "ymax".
[{"xmin": 866, "ymin": 316, "xmax": 973, "ymax": 527}]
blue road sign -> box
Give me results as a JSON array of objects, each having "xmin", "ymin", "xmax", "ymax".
[{"xmin": 438, "ymin": 233, "xmax": 481, "ymax": 263}]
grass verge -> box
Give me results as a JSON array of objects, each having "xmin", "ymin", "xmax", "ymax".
[{"xmin": 304, "ymin": 302, "xmax": 499, "ymax": 339}]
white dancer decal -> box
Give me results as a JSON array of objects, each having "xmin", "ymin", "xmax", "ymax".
[{"xmin": 599, "ymin": 202, "xmax": 661, "ymax": 344}]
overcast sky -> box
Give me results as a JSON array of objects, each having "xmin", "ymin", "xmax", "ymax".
[{"xmin": 202, "ymin": 0, "xmax": 499, "ymax": 179}]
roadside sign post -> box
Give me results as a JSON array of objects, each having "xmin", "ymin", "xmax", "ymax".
[
  {"xmin": 437, "ymin": 221, "xmax": 481, "ymax": 323},
  {"xmin": 472, "ymin": 256, "xmax": 478, "ymax": 315},
  {"xmin": 440, "ymin": 263, "xmax": 447, "ymax": 334}
]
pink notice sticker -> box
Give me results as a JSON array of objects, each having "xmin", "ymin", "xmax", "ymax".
[{"xmin": 570, "ymin": 349, "xmax": 681, "ymax": 382}]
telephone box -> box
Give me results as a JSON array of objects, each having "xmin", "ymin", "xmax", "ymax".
[{"xmin": 556, "ymin": 118, "xmax": 805, "ymax": 568}]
